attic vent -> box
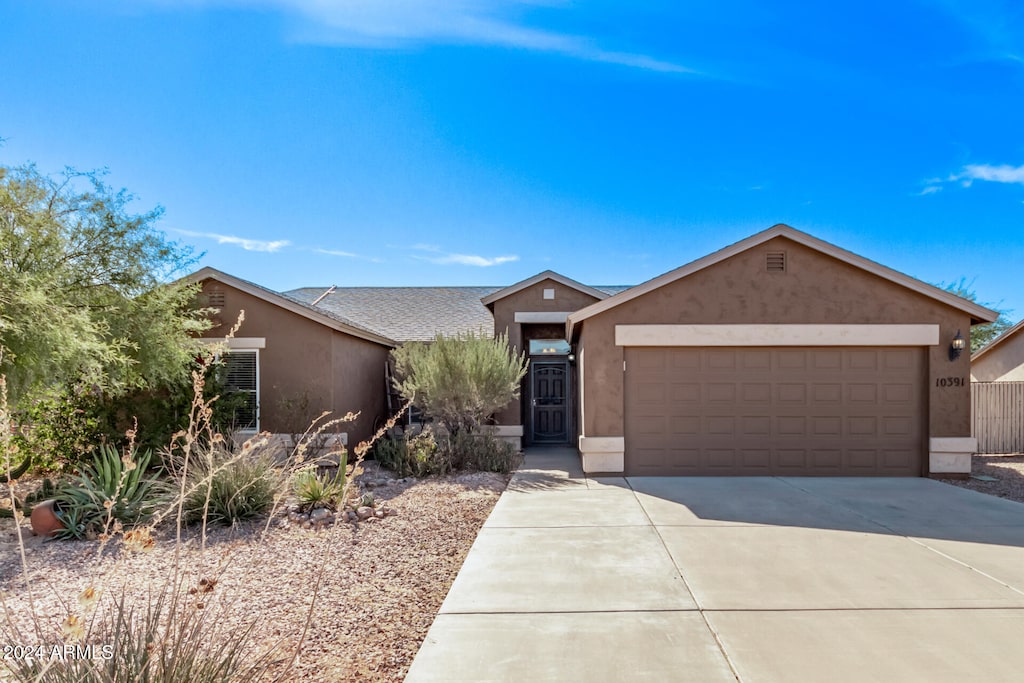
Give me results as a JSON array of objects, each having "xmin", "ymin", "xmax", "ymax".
[
  {"xmin": 207, "ymin": 290, "xmax": 226, "ymax": 308},
  {"xmin": 766, "ymin": 251, "xmax": 787, "ymax": 273}
]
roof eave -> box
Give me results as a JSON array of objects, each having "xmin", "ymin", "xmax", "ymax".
[
  {"xmin": 567, "ymin": 224, "xmax": 999, "ymax": 339},
  {"xmin": 972, "ymin": 317, "xmax": 1024, "ymax": 362},
  {"xmin": 481, "ymin": 270, "xmax": 609, "ymax": 307},
  {"xmin": 185, "ymin": 267, "xmax": 398, "ymax": 348}
]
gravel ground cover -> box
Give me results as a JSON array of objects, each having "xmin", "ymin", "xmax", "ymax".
[
  {"xmin": 0, "ymin": 464, "xmax": 507, "ymax": 682},
  {"xmin": 937, "ymin": 453, "xmax": 1024, "ymax": 503}
]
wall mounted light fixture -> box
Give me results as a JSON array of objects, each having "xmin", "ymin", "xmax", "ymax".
[{"xmin": 950, "ymin": 329, "xmax": 966, "ymax": 361}]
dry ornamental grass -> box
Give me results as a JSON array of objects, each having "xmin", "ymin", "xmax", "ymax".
[{"xmin": 1, "ymin": 464, "xmax": 506, "ymax": 682}]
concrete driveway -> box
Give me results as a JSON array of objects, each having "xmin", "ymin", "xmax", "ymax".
[{"xmin": 405, "ymin": 448, "xmax": 1024, "ymax": 682}]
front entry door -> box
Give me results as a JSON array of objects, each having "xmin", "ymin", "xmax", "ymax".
[{"xmin": 531, "ymin": 360, "xmax": 569, "ymax": 443}]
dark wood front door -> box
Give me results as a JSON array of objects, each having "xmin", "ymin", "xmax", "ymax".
[{"xmin": 531, "ymin": 360, "xmax": 569, "ymax": 443}]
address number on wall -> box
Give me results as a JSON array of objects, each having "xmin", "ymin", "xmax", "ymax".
[{"xmin": 936, "ymin": 377, "xmax": 965, "ymax": 388}]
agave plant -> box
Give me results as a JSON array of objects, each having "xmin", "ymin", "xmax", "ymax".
[
  {"xmin": 292, "ymin": 451, "xmax": 348, "ymax": 512},
  {"xmin": 53, "ymin": 445, "xmax": 168, "ymax": 539}
]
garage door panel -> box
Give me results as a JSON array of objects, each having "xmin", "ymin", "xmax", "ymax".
[
  {"xmin": 741, "ymin": 383, "xmax": 772, "ymax": 403},
  {"xmin": 813, "ymin": 350, "xmax": 843, "ymax": 370},
  {"xmin": 671, "ymin": 383, "xmax": 701, "ymax": 402},
  {"xmin": 813, "ymin": 384, "xmax": 842, "ymax": 403},
  {"xmin": 741, "ymin": 351, "xmax": 772, "ymax": 370},
  {"xmin": 742, "ymin": 449, "xmax": 772, "ymax": 468},
  {"xmin": 624, "ymin": 347, "xmax": 924, "ymax": 476},
  {"xmin": 812, "ymin": 416, "xmax": 842, "ymax": 436},
  {"xmin": 741, "ymin": 416, "xmax": 771, "ymax": 435},
  {"xmin": 811, "ymin": 449, "xmax": 843, "ymax": 469},
  {"xmin": 884, "ymin": 384, "xmax": 913, "ymax": 403},
  {"xmin": 706, "ymin": 416, "xmax": 737, "ymax": 435},
  {"xmin": 671, "ymin": 415, "xmax": 700, "ymax": 435}
]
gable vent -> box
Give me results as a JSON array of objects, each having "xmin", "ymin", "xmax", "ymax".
[
  {"xmin": 207, "ymin": 289, "xmax": 226, "ymax": 308},
  {"xmin": 766, "ymin": 251, "xmax": 787, "ymax": 273}
]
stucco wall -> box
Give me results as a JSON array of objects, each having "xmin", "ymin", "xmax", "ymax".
[
  {"xmin": 491, "ymin": 279, "xmax": 600, "ymax": 426},
  {"xmin": 200, "ymin": 281, "xmax": 391, "ymax": 446},
  {"xmin": 972, "ymin": 328, "xmax": 1024, "ymax": 381},
  {"xmin": 577, "ymin": 236, "xmax": 974, "ymax": 441}
]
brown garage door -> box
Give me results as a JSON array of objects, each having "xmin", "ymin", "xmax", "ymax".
[{"xmin": 624, "ymin": 347, "xmax": 925, "ymax": 476}]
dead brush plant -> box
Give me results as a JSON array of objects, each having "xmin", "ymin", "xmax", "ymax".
[{"xmin": 0, "ymin": 319, "xmax": 408, "ymax": 683}]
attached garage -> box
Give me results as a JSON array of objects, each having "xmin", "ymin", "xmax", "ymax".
[
  {"xmin": 568, "ymin": 225, "xmax": 1000, "ymax": 478},
  {"xmin": 624, "ymin": 346, "xmax": 925, "ymax": 476}
]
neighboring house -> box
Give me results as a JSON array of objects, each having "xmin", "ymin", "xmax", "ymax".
[
  {"xmin": 970, "ymin": 320, "xmax": 1024, "ymax": 454},
  {"xmin": 971, "ymin": 319, "xmax": 1024, "ymax": 382},
  {"xmin": 189, "ymin": 224, "xmax": 999, "ymax": 477}
]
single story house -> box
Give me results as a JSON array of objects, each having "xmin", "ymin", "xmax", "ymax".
[
  {"xmin": 971, "ymin": 319, "xmax": 1024, "ymax": 382},
  {"xmin": 970, "ymin": 319, "xmax": 1024, "ymax": 454},
  {"xmin": 189, "ymin": 224, "xmax": 998, "ymax": 477}
]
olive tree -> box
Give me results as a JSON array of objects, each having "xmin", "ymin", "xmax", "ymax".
[{"xmin": 391, "ymin": 331, "xmax": 528, "ymax": 435}]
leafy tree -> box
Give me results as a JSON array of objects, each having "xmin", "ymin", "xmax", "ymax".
[
  {"xmin": 391, "ymin": 331, "xmax": 528, "ymax": 435},
  {"xmin": 943, "ymin": 278, "xmax": 1014, "ymax": 353},
  {"xmin": 0, "ymin": 162, "xmax": 211, "ymax": 410}
]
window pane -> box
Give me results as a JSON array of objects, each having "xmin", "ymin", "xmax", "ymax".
[
  {"xmin": 528, "ymin": 339, "xmax": 570, "ymax": 355},
  {"xmin": 223, "ymin": 351, "xmax": 258, "ymax": 430}
]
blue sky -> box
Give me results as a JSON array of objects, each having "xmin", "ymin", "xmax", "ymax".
[{"xmin": 1, "ymin": 0, "xmax": 1022, "ymax": 321}]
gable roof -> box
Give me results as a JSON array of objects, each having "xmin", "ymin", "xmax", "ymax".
[
  {"xmin": 287, "ymin": 286, "xmax": 499, "ymax": 343},
  {"xmin": 480, "ymin": 270, "xmax": 611, "ymax": 307},
  {"xmin": 187, "ymin": 267, "xmax": 398, "ymax": 347},
  {"xmin": 567, "ymin": 224, "xmax": 1000, "ymax": 338},
  {"xmin": 972, "ymin": 318, "xmax": 1024, "ymax": 362}
]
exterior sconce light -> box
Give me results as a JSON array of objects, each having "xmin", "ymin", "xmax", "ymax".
[
  {"xmin": 950, "ymin": 330, "xmax": 966, "ymax": 361},
  {"xmin": 568, "ymin": 353, "xmax": 576, "ymax": 364}
]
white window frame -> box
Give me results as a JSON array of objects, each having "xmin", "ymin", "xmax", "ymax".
[{"xmin": 222, "ymin": 348, "xmax": 260, "ymax": 433}]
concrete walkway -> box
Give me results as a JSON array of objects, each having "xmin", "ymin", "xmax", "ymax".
[{"xmin": 405, "ymin": 447, "xmax": 1024, "ymax": 682}]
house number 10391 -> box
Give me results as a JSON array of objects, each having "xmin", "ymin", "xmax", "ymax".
[{"xmin": 936, "ymin": 377, "xmax": 965, "ymax": 388}]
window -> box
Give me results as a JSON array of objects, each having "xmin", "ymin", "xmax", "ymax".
[
  {"xmin": 529, "ymin": 339, "xmax": 571, "ymax": 355},
  {"xmin": 223, "ymin": 350, "xmax": 259, "ymax": 431}
]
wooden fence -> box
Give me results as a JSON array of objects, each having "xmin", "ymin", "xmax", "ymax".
[{"xmin": 972, "ymin": 381, "xmax": 1024, "ymax": 454}]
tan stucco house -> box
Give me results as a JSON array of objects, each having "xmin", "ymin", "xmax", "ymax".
[
  {"xmin": 189, "ymin": 224, "xmax": 999, "ymax": 477},
  {"xmin": 972, "ymin": 319, "xmax": 1024, "ymax": 382}
]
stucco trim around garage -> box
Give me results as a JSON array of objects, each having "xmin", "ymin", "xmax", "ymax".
[
  {"xmin": 615, "ymin": 324, "xmax": 940, "ymax": 347},
  {"xmin": 578, "ymin": 436, "xmax": 625, "ymax": 473},
  {"xmin": 514, "ymin": 311, "xmax": 574, "ymax": 324},
  {"xmin": 186, "ymin": 267, "xmax": 397, "ymax": 348},
  {"xmin": 482, "ymin": 270, "xmax": 609, "ymax": 307},
  {"xmin": 567, "ymin": 224, "xmax": 999, "ymax": 339},
  {"xmin": 972, "ymin": 318, "xmax": 1024, "ymax": 362}
]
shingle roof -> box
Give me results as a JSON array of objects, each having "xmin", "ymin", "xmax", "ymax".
[
  {"xmin": 188, "ymin": 267, "xmax": 397, "ymax": 346},
  {"xmin": 287, "ymin": 286, "xmax": 501, "ymax": 343}
]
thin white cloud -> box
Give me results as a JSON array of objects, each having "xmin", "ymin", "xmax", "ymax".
[
  {"xmin": 313, "ymin": 247, "xmax": 384, "ymax": 263},
  {"xmin": 142, "ymin": 0, "xmax": 695, "ymax": 74},
  {"xmin": 954, "ymin": 163, "xmax": 1024, "ymax": 186},
  {"xmin": 921, "ymin": 163, "xmax": 1024, "ymax": 194},
  {"xmin": 411, "ymin": 244, "xmax": 519, "ymax": 267},
  {"xmin": 173, "ymin": 228, "xmax": 291, "ymax": 252},
  {"xmin": 314, "ymin": 248, "xmax": 358, "ymax": 258}
]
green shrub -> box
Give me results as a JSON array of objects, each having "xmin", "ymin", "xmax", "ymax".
[
  {"xmin": 446, "ymin": 430, "xmax": 520, "ymax": 473},
  {"xmin": 373, "ymin": 427, "xmax": 450, "ymax": 477},
  {"xmin": 11, "ymin": 389, "xmax": 107, "ymax": 472},
  {"xmin": 391, "ymin": 331, "xmax": 527, "ymax": 435},
  {"xmin": 52, "ymin": 445, "xmax": 169, "ymax": 539},
  {"xmin": 180, "ymin": 446, "xmax": 279, "ymax": 526}
]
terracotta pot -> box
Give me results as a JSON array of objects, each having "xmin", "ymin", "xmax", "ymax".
[{"xmin": 30, "ymin": 499, "xmax": 64, "ymax": 538}]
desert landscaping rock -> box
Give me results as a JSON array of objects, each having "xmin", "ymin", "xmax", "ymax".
[{"xmin": 1, "ymin": 472, "xmax": 507, "ymax": 682}]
